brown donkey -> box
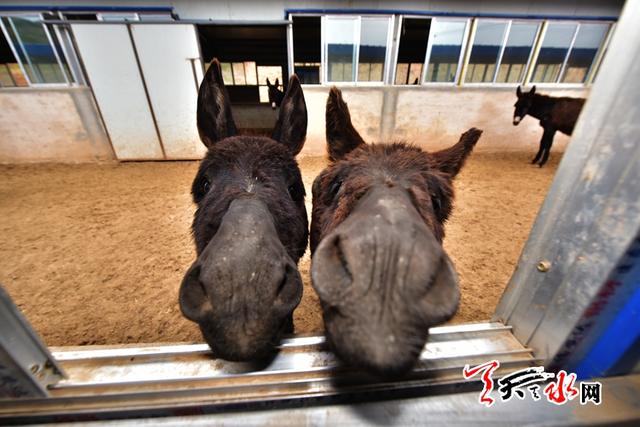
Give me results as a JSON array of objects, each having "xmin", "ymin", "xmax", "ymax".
[
  {"xmin": 311, "ymin": 87, "xmax": 482, "ymax": 376},
  {"xmin": 513, "ymin": 85, "xmax": 585, "ymax": 167},
  {"xmin": 179, "ymin": 59, "xmax": 309, "ymax": 362}
]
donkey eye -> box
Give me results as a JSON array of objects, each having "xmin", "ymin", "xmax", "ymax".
[
  {"xmin": 288, "ymin": 184, "xmax": 297, "ymax": 199},
  {"xmin": 329, "ymin": 179, "xmax": 343, "ymax": 199},
  {"xmin": 431, "ymin": 194, "xmax": 442, "ymax": 213},
  {"xmin": 202, "ymin": 179, "xmax": 211, "ymax": 194}
]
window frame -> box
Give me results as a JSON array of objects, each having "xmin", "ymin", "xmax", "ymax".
[
  {"xmin": 321, "ymin": 14, "xmax": 394, "ymax": 86},
  {"xmin": 529, "ymin": 20, "xmax": 612, "ymax": 88},
  {"xmin": 0, "ymin": 12, "xmax": 81, "ymax": 88},
  {"xmin": 463, "ymin": 19, "xmax": 543, "ymax": 87},
  {"xmin": 290, "ymin": 12, "xmax": 614, "ymax": 89},
  {"xmin": 421, "ymin": 17, "xmax": 471, "ymax": 86}
]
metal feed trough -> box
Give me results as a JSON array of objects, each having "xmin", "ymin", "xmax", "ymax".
[{"xmin": 1, "ymin": 0, "xmax": 640, "ymax": 424}]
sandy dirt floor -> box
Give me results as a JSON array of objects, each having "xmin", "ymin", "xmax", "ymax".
[{"xmin": 0, "ymin": 151, "xmax": 560, "ymax": 346}]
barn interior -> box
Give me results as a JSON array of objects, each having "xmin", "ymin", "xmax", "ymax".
[{"xmin": 196, "ymin": 24, "xmax": 288, "ymax": 133}]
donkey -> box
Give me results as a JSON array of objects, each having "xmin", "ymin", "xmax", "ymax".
[
  {"xmin": 179, "ymin": 59, "xmax": 309, "ymax": 362},
  {"xmin": 310, "ymin": 87, "xmax": 483, "ymax": 376},
  {"xmin": 266, "ymin": 78, "xmax": 285, "ymax": 110},
  {"xmin": 513, "ymin": 85, "xmax": 585, "ymax": 167}
]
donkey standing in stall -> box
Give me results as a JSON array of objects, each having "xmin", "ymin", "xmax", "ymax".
[
  {"xmin": 311, "ymin": 87, "xmax": 483, "ymax": 376},
  {"xmin": 513, "ymin": 85, "xmax": 585, "ymax": 167},
  {"xmin": 266, "ymin": 78, "xmax": 285, "ymax": 110},
  {"xmin": 179, "ymin": 59, "xmax": 309, "ymax": 361}
]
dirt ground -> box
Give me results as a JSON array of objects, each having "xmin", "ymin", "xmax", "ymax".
[{"xmin": 0, "ymin": 151, "xmax": 560, "ymax": 346}]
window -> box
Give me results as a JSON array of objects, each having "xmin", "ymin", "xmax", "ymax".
[
  {"xmin": 292, "ymin": 16, "xmax": 321, "ymax": 84},
  {"xmin": 357, "ymin": 17, "xmax": 389, "ymax": 82},
  {"xmin": 496, "ymin": 22, "xmax": 539, "ymax": 83},
  {"xmin": 561, "ymin": 23, "xmax": 609, "ymax": 83},
  {"xmin": 0, "ymin": 22, "xmax": 28, "ymax": 87},
  {"xmin": 197, "ymin": 24, "xmax": 288, "ymax": 105},
  {"xmin": 324, "ymin": 16, "xmax": 391, "ymax": 83},
  {"xmin": 293, "ymin": 14, "xmax": 613, "ymax": 87},
  {"xmin": 97, "ymin": 13, "xmax": 139, "ymax": 22},
  {"xmin": 216, "ymin": 61, "xmax": 283, "ymax": 104},
  {"xmin": 325, "ymin": 16, "xmax": 357, "ymax": 82},
  {"xmin": 465, "ymin": 21, "xmax": 508, "ymax": 83},
  {"xmin": 0, "ymin": 15, "xmax": 73, "ymax": 85},
  {"xmin": 395, "ymin": 18, "xmax": 430, "ymax": 85},
  {"xmin": 257, "ymin": 65, "xmax": 283, "ymax": 103},
  {"xmin": 425, "ymin": 19, "xmax": 468, "ymax": 83},
  {"xmin": 531, "ymin": 23, "xmax": 577, "ymax": 83}
]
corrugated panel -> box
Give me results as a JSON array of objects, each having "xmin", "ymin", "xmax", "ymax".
[
  {"xmin": 131, "ymin": 24, "xmax": 206, "ymax": 159},
  {"xmin": 71, "ymin": 24, "xmax": 164, "ymax": 160}
]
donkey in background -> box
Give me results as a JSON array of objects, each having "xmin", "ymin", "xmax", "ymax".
[
  {"xmin": 310, "ymin": 87, "xmax": 483, "ymax": 377},
  {"xmin": 266, "ymin": 78, "xmax": 285, "ymax": 110},
  {"xmin": 179, "ymin": 59, "xmax": 309, "ymax": 362},
  {"xmin": 513, "ymin": 85, "xmax": 585, "ymax": 167}
]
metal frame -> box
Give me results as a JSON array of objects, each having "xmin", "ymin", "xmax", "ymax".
[
  {"xmin": 0, "ymin": 321, "xmax": 538, "ymax": 422},
  {"xmin": 321, "ymin": 14, "xmax": 394, "ymax": 86},
  {"xmin": 0, "ymin": 12, "xmax": 84, "ymax": 88},
  {"xmin": 0, "ymin": 285, "xmax": 65, "ymax": 398},
  {"xmin": 493, "ymin": 0, "xmax": 640, "ymax": 373},
  {"xmin": 0, "ymin": 16, "xmax": 32, "ymax": 86}
]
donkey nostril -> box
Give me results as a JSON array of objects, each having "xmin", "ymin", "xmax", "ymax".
[
  {"xmin": 332, "ymin": 235, "xmax": 353, "ymax": 285},
  {"xmin": 276, "ymin": 266, "xmax": 289, "ymax": 297}
]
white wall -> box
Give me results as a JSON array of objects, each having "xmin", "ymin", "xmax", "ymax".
[
  {"xmin": 298, "ymin": 86, "xmax": 586, "ymax": 157},
  {"xmin": 0, "ymin": 88, "xmax": 113, "ymax": 163}
]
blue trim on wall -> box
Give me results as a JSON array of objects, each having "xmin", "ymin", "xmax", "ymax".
[
  {"xmin": 573, "ymin": 284, "xmax": 640, "ymax": 380},
  {"xmin": 285, "ymin": 8, "xmax": 618, "ymax": 22},
  {"xmin": 0, "ymin": 5, "xmax": 173, "ymax": 13}
]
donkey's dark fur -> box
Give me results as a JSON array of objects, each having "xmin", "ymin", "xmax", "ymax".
[
  {"xmin": 310, "ymin": 87, "xmax": 482, "ymax": 376},
  {"xmin": 266, "ymin": 78, "xmax": 285, "ymax": 110},
  {"xmin": 513, "ymin": 85, "xmax": 585, "ymax": 167},
  {"xmin": 179, "ymin": 59, "xmax": 309, "ymax": 362}
]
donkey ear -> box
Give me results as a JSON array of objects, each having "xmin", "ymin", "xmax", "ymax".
[
  {"xmin": 530, "ymin": 85, "xmax": 536, "ymax": 95},
  {"xmin": 271, "ymin": 74, "xmax": 307, "ymax": 156},
  {"xmin": 516, "ymin": 85, "xmax": 522, "ymax": 97},
  {"xmin": 325, "ymin": 87, "xmax": 366, "ymax": 162},
  {"xmin": 275, "ymin": 78, "xmax": 279, "ymax": 87},
  {"xmin": 429, "ymin": 128, "xmax": 483, "ymax": 177},
  {"xmin": 266, "ymin": 77, "xmax": 272, "ymax": 86},
  {"xmin": 197, "ymin": 58, "xmax": 237, "ymax": 148}
]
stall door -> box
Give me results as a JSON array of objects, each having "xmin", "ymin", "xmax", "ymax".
[
  {"xmin": 131, "ymin": 24, "xmax": 206, "ymax": 159},
  {"xmin": 71, "ymin": 24, "xmax": 164, "ymax": 160}
]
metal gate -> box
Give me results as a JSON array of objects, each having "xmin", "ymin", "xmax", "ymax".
[{"xmin": 72, "ymin": 23, "xmax": 205, "ymax": 160}]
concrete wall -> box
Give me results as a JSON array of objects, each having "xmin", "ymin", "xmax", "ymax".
[
  {"xmin": 298, "ymin": 86, "xmax": 587, "ymax": 157},
  {"xmin": 0, "ymin": 88, "xmax": 113, "ymax": 163},
  {"xmin": 0, "ymin": 0, "xmax": 624, "ymax": 20}
]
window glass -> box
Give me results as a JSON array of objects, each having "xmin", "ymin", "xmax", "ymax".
[
  {"xmin": 1, "ymin": 16, "xmax": 69, "ymax": 84},
  {"xmin": 531, "ymin": 22, "xmax": 577, "ymax": 83},
  {"xmin": 325, "ymin": 17, "xmax": 357, "ymax": 82},
  {"xmin": 496, "ymin": 22, "xmax": 539, "ymax": 83},
  {"xmin": 293, "ymin": 16, "xmax": 321, "ymax": 84},
  {"xmin": 219, "ymin": 62, "xmax": 234, "ymax": 85},
  {"xmin": 231, "ymin": 62, "xmax": 246, "ymax": 85},
  {"xmin": 1, "ymin": 24, "xmax": 27, "ymax": 86},
  {"xmin": 465, "ymin": 21, "xmax": 507, "ymax": 83},
  {"xmin": 561, "ymin": 23, "xmax": 608, "ymax": 83},
  {"xmin": 357, "ymin": 17, "xmax": 388, "ymax": 82},
  {"xmin": 425, "ymin": 20, "xmax": 467, "ymax": 83}
]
